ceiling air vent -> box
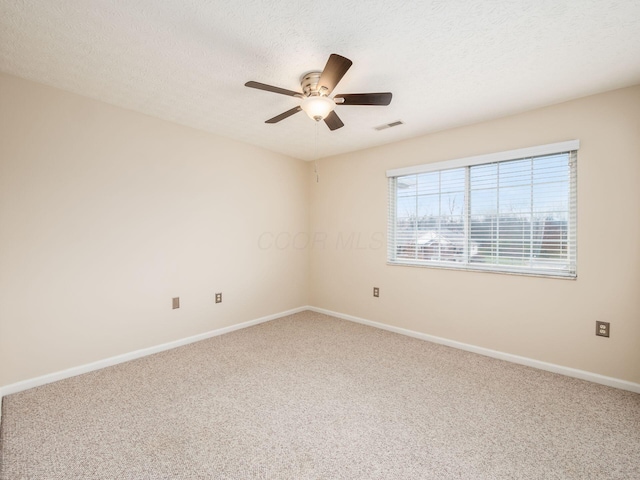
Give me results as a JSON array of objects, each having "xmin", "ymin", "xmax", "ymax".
[{"xmin": 375, "ymin": 120, "xmax": 404, "ymax": 131}]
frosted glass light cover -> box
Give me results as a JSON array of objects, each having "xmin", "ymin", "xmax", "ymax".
[{"xmin": 300, "ymin": 96, "xmax": 336, "ymax": 121}]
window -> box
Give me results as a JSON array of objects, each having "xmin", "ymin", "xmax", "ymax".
[{"xmin": 387, "ymin": 141, "xmax": 578, "ymax": 278}]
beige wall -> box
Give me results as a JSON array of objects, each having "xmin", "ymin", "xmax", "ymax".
[
  {"xmin": 310, "ymin": 85, "xmax": 640, "ymax": 384},
  {"xmin": 2, "ymin": 73, "xmax": 638, "ymax": 389},
  {"xmin": 0, "ymin": 73, "xmax": 309, "ymax": 387}
]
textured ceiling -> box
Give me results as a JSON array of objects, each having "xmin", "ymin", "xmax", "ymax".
[{"xmin": 1, "ymin": 1, "xmax": 640, "ymax": 161}]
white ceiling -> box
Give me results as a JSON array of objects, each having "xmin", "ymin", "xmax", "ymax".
[{"xmin": 1, "ymin": 1, "xmax": 640, "ymax": 161}]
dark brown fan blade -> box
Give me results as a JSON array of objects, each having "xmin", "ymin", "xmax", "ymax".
[
  {"xmin": 323, "ymin": 110, "xmax": 344, "ymax": 131},
  {"xmin": 245, "ymin": 81, "xmax": 301, "ymax": 97},
  {"xmin": 265, "ymin": 106, "xmax": 302, "ymax": 124},
  {"xmin": 334, "ymin": 92, "xmax": 392, "ymax": 106},
  {"xmin": 317, "ymin": 54, "xmax": 353, "ymax": 95}
]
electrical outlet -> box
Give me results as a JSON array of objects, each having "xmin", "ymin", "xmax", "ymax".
[
  {"xmin": 172, "ymin": 297, "xmax": 180, "ymax": 309},
  {"xmin": 596, "ymin": 321, "xmax": 610, "ymax": 337},
  {"xmin": 215, "ymin": 292, "xmax": 222, "ymax": 304},
  {"xmin": 373, "ymin": 287, "xmax": 379, "ymax": 298}
]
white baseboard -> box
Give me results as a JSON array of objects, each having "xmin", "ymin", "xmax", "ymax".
[
  {"xmin": 1, "ymin": 304, "xmax": 637, "ymax": 426},
  {"xmin": 0, "ymin": 306, "xmax": 308, "ymax": 407},
  {"xmin": 308, "ymin": 306, "xmax": 640, "ymax": 394}
]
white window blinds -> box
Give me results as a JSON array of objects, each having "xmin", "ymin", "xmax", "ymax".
[{"xmin": 387, "ymin": 141, "xmax": 578, "ymax": 278}]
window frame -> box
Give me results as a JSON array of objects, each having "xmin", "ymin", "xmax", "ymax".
[{"xmin": 386, "ymin": 140, "xmax": 579, "ymax": 279}]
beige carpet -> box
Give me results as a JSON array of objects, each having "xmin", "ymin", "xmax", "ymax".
[{"xmin": 1, "ymin": 311, "xmax": 639, "ymax": 479}]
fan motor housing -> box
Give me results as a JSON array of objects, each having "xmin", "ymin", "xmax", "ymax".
[{"xmin": 300, "ymin": 72, "xmax": 324, "ymax": 96}]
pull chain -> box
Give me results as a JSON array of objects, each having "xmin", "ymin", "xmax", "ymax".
[{"xmin": 314, "ymin": 120, "xmax": 319, "ymax": 183}]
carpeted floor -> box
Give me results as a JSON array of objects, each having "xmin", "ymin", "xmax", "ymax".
[{"xmin": 1, "ymin": 310, "xmax": 639, "ymax": 479}]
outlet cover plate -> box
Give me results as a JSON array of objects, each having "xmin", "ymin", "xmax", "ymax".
[
  {"xmin": 172, "ymin": 297, "xmax": 180, "ymax": 309},
  {"xmin": 215, "ymin": 293, "xmax": 222, "ymax": 304},
  {"xmin": 596, "ymin": 321, "xmax": 610, "ymax": 337},
  {"xmin": 373, "ymin": 287, "xmax": 379, "ymax": 298}
]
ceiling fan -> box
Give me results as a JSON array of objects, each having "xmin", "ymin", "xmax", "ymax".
[{"xmin": 245, "ymin": 54, "xmax": 392, "ymax": 131}]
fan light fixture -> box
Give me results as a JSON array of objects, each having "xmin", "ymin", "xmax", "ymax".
[{"xmin": 300, "ymin": 95, "xmax": 335, "ymax": 121}]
